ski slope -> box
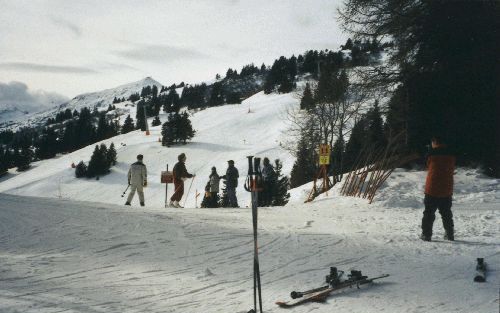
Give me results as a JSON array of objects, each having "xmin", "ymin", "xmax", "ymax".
[
  {"xmin": 0, "ymin": 91, "xmax": 296, "ymax": 208},
  {"xmin": 0, "ymin": 90, "xmax": 499, "ymax": 312},
  {"xmin": 0, "ymin": 168, "xmax": 498, "ymax": 313}
]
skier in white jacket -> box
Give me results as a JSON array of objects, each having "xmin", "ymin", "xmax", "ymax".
[{"xmin": 125, "ymin": 154, "xmax": 148, "ymax": 206}]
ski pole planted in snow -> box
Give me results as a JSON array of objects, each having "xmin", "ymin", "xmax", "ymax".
[
  {"xmin": 245, "ymin": 156, "xmax": 264, "ymax": 313},
  {"xmin": 121, "ymin": 185, "xmax": 130, "ymax": 197},
  {"xmin": 183, "ymin": 176, "xmax": 195, "ymax": 208}
]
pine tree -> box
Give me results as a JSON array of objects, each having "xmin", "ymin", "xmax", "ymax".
[
  {"xmin": 271, "ymin": 159, "xmax": 290, "ymax": 206},
  {"xmin": 208, "ymin": 82, "xmax": 225, "ymax": 106},
  {"xmin": 300, "ymin": 83, "xmax": 315, "ymax": 110},
  {"xmin": 87, "ymin": 144, "xmax": 109, "ymax": 177},
  {"xmin": 35, "ymin": 127, "xmax": 58, "ymax": 160},
  {"xmin": 15, "ymin": 147, "xmax": 32, "ymax": 172},
  {"xmin": 75, "ymin": 107, "xmax": 95, "ymax": 149},
  {"xmin": 135, "ymin": 101, "xmax": 147, "ymax": 131},
  {"xmin": 290, "ymin": 135, "xmax": 317, "ymax": 188},
  {"xmin": 2, "ymin": 147, "xmax": 13, "ymax": 170},
  {"xmin": 151, "ymin": 116, "xmax": 161, "ymax": 126},
  {"xmin": 0, "ymin": 146, "xmax": 8, "ymax": 175},
  {"xmin": 61, "ymin": 121, "xmax": 77, "ymax": 152},
  {"xmin": 344, "ymin": 117, "xmax": 368, "ymax": 170},
  {"xmin": 331, "ymin": 135, "xmax": 345, "ymax": 175},
  {"xmin": 152, "ymin": 85, "xmax": 158, "ymax": 99},
  {"xmin": 96, "ymin": 114, "xmax": 109, "ymax": 141},
  {"xmin": 218, "ymin": 180, "xmax": 230, "ymax": 208},
  {"xmin": 161, "ymin": 114, "xmax": 175, "ymax": 147},
  {"xmin": 177, "ymin": 112, "xmax": 195, "ymax": 144},
  {"xmin": 107, "ymin": 142, "xmax": 117, "ymax": 166},
  {"xmin": 121, "ymin": 115, "xmax": 135, "ymax": 134},
  {"xmin": 75, "ymin": 161, "xmax": 88, "ymax": 178},
  {"xmin": 366, "ymin": 100, "xmax": 386, "ymax": 148}
]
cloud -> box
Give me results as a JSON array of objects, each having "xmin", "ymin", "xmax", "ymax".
[
  {"xmin": 0, "ymin": 62, "xmax": 98, "ymax": 74},
  {"xmin": 0, "ymin": 81, "xmax": 69, "ymax": 112},
  {"xmin": 50, "ymin": 16, "xmax": 82, "ymax": 38},
  {"xmin": 115, "ymin": 44, "xmax": 209, "ymax": 63}
]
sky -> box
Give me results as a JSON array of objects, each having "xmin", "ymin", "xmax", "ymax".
[{"xmin": 0, "ymin": 0, "xmax": 346, "ymax": 103}]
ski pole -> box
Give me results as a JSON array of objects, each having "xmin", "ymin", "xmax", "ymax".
[
  {"xmin": 183, "ymin": 176, "xmax": 195, "ymax": 207},
  {"xmin": 121, "ymin": 184, "xmax": 130, "ymax": 197}
]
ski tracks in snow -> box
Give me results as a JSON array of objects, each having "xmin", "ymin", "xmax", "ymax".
[{"xmin": 0, "ymin": 193, "xmax": 498, "ymax": 313}]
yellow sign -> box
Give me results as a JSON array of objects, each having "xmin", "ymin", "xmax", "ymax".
[{"xmin": 319, "ymin": 144, "xmax": 331, "ymax": 165}]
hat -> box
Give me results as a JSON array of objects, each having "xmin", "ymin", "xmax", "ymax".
[
  {"xmin": 137, "ymin": 154, "xmax": 143, "ymax": 160},
  {"xmin": 227, "ymin": 160, "xmax": 234, "ymax": 164},
  {"xmin": 211, "ymin": 166, "xmax": 216, "ymax": 171},
  {"xmin": 178, "ymin": 153, "xmax": 186, "ymax": 161}
]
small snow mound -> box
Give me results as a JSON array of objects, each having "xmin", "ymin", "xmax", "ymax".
[
  {"xmin": 205, "ymin": 268, "xmax": 215, "ymax": 276},
  {"xmin": 304, "ymin": 220, "xmax": 314, "ymax": 228}
]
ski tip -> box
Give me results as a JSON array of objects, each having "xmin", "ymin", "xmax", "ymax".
[
  {"xmin": 275, "ymin": 301, "xmax": 290, "ymax": 308},
  {"xmin": 474, "ymin": 276, "xmax": 486, "ymax": 283}
]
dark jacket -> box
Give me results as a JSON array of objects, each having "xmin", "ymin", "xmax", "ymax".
[
  {"xmin": 425, "ymin": 145, "xmax": 455, "ymax": 197},
  {"xmin": 173, "ymin": 161, "xmax": 193, "ymax": 182},
  {"xmin": 262, "ymin": 164, "xmax": 276, "ymax": 182},
  {"xmin": 224, "ymin": 165, "xmax": 239, "ymax": 189}
]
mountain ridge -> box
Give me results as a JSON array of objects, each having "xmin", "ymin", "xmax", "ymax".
[{"xmin": 0, "ymin": 77, "xmax": 163, "ymax": 130}]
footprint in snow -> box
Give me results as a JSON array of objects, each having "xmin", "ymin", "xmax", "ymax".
[
  {"xmin": 205, "ymin": 268, "xmax": 215, "ymax": 276},
  {"xmin": 304, "ymin": 220, "xmax": 314, "ymax": 228}
]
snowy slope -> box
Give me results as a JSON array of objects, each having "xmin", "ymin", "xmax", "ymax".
[
  {"xmin": 0, "ymin": 91, "xmax": 296, "ymax": 208},
  {"xmin": 0, "ymin": 169, "xmax": 498, "ymax": 313},
  {"xmin": 0, "ymin": 89, "xmax": 499, "ymax": 313}
]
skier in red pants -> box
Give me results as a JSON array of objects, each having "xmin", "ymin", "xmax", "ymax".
[{"xmin": 170, "ymin": 153, "xmax": 195, "ymax": 208}]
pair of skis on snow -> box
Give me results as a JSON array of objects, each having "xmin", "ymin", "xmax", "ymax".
[
  {"xmin": 275, "ymin": 268, "xmax": 389, "ymax": 308},
  {"xmin": 275, "ymin": 257, "xmax": 486, "ymax": 308}
]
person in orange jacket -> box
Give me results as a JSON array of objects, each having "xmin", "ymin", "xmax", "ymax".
[{"xmin": 421, "ymin": 136, "xmax": 456, "ymax": 241}]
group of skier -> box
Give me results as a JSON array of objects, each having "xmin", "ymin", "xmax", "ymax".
[
  {"xmin": 124, "ymin": 135, "xmax": 456, "ymax": 241},
  {"xmin": 125, "ymin": 153, "xmax": 279, "ymax": 209}
]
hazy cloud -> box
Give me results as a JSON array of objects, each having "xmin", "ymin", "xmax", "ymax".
[
  {"xmin": 50, "ymin": 16, "xmax": 82, "ymax": 38},
  {"xmin": 0, "ymin": 81, "xmax": 69, "ymax": 112},
  {"xmin": 0, "ymin": 62, "xmax": 98, "ymax": 74},
  {"xmin": 116, "ymin": 44, "xmax": 209, "ymax": 63}
]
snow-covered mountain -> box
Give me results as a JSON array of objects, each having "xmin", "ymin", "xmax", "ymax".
[
  {"xmin": 0, "ymin": 89, "xmax": 498, "ymax": 313},
  {"xmin": 0, "ymin": 81, "xmax": 69, "ymax": 127},
  {"xmin": 0, "ymin": 77, "xmax": 163, "ymax": 130}
]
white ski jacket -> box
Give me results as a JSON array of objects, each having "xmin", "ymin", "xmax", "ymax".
[{"xmin": 128, "ymin": 161, "xmax": 147, "ymax": 187}]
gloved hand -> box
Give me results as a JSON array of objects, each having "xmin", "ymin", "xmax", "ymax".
[
  {"xmin": 143, "ymin": 181, "xmax": 147, "ymax": 187},
  {"xmin": 128, "ymin": 181, "xmax": 130, "ymax": 185}
]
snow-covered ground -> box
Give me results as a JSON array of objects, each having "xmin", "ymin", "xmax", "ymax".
[{"xmin": 0, "ymin": 91, "xmax": 499, "ymax": 312}]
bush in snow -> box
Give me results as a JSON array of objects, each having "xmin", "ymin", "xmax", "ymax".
[{"xmin": 75, "ymin": 161, "xmax": 88, "ymax": 178}]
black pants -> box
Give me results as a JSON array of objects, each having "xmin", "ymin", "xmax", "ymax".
[
  {"xmin": 421, "ymin": 195, "xmax": 454, "ymax": 238},
  {"xmin": 260, "ymin": 181, "xmax": 274, "ymax": 207}
]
